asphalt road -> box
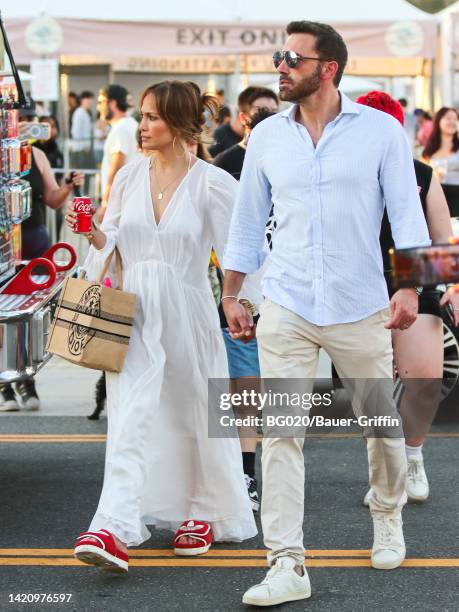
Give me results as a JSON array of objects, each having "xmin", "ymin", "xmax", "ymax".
[{"xmin": 0, "ymin": 415, "xmax": 458, "ymax": 612}]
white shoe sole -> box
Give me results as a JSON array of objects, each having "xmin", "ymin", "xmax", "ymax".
[
  {"xmin": 0, "ymin": 404, "xmax": 19, "ymax": 412},
  {"xmin": 74, "ymin": 544, "xmax": 128, "ymax": 573},
  {"xmin": 371, "ymin": 552, "xmax": 406, "ymax": 570},
  {"xmin": 242, "ymin": 590, "xmax": 311, "ymax": 606},
  {"xmin": 407, "ymin": 491, "xmax": 429, "ymax": 503},
  {"xmin": 174, "ymin": 544, "xmax": 210, "ymax": 556}
]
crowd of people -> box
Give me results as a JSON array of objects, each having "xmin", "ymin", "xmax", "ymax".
[{"xmin": 1, "ymin": 17, "xmax": 458, "ymax": 609}]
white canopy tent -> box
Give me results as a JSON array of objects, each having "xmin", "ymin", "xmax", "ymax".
[
  {"xmin": 2, "ymin": 0, "xmax": 436, "ymax": 62},
  {"xmin": 0, "ymin": 0, "xmax": 436, "ymax": 23},
  {"xmin": 0, "ymin": 0, "xmax": 438, "ymax": 108}
]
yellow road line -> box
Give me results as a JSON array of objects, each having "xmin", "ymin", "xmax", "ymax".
[
  {"xmin": 0, "ymin": 557, "xmax": 457, "ymax": 568},
  {"xmin": 0, "ymin": 432, "xmax": 457, "ymax": 443},
  {"xmin": 0, "ymin": 549, "xmax": 372, "ymax": 558}
]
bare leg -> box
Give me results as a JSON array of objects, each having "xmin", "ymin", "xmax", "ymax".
[{"xmin": 392, "ymin": 314, "xmax": 443, "ymax": 446}]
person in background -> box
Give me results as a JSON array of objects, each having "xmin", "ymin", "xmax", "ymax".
[
  {"xmin": 68, "ymin": 92, "xmax": 79, "ymax": 131},
  {"xmin": 36, "ymin": 115, "xmax": 65, "ymax": 239},
  {"xmin": 213, "ymin": 88, "xmax": 279, "ymax": 180},
  {"xmin": 36, "ymin": 116, "xmax": 64, "ymax": 178},
  {"xmin": 96, "ymin": 85, "xmax": 139, "ymax": 222},
  {"xmin": 93, "ymin": 89, "xmax": 110, "ymax": 167},
  {"xmin": 355, "ymin": 91, "xmax": 459, "ymax": 506},
  {"xmin": 70, "ymin": 91, "xmax": 95, "ymax": 192},
  {"xmin": 416, "ymin": 110, "xmax": 433, "ymax": 148},
  {"xmin": 208, "ymin": 86, "xmax": 259, "ymax": 157},
  {"xmin": 422, "ymin": 107, "xmax": 459, "ymax": 187},
  {"xmin": 0, "ymin": 123, "xmax": 83, "ymax": 412},
  {"xmin": 398, "ymin": 97, "xmax": 416, "ymax": 146},
  {"xmin": 216, "ymin": 89, "xmax": 225, "ymax": 107},
  {"xmin": 126, "ymin": 92, "xmax": 141, "ymax": 122},
  {"xmin": 216, "ymin": 105, "xmax": 231, "ymax": 127}
]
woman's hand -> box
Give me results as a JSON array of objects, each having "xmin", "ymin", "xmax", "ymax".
[
  {"xmin": 440, "ymin": 288, "xmax": 459, "ymax": 326},
  {"xmin": 65, "ymin": 201, "xmax": 78, "ymax": 232}
]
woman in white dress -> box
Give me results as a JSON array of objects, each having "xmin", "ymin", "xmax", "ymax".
[{"xmin": 66, "ymin": 81, "xmax": 257, "ymax": 573}]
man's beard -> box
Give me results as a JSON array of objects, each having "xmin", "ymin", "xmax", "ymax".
[{"xmin": 279, "ymin": 64, "xmax": 322, "ymax": 102}]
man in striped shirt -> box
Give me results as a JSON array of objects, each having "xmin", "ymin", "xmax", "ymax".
[{"xmin": 222, "ymin": 20, "xmax": 430, "ymax": 607}]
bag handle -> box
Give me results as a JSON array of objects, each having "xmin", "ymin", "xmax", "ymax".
[{"xmin": 96, "ymin": 248, "xmax": 123, "ymax": 288}]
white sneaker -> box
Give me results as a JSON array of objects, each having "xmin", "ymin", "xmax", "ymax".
[
  {"xmin": 371, "ymin": 514, "xmax": 406, "ymax": 570},
  {"xmin": 363, "ymin": 487, "xmax": 373, "ymax": 507},
  {"xmin": 244, "ymin": 474, "xmax": 260, "ymax": 512},
  {"xmin": 406, "ymin": 457, "xmax": 429, "ymax": 502},
  {"xmin": 242, "ymin": 556, "xmax": 311, "ymax": 607},
  {"xmin": 0, "ymin": 385, "xmax": 19, "ymax": 412},
  {"xmin": 0, "ymin": 398, "xmax": 20, "ymax": 412}
]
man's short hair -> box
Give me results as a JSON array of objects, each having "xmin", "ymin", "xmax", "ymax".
[
  {"xmin": 80, "ymin": 90, "xmax": 94, "ymax": 100},
  {"xmin": 247, "ymin": 88, "xmax": 279, "ymax": 109},
  {"xmin": 107, "ymin": 84, "xmax": 129, "ymax": 112},
  {"xmin": 398, "ymin": 97, "xmax": 408, "ymax": 108},
  {"xmin": 237, "ymin": 86, "xmax": 260, "ymax": 112},
  {"xmin": 286, "ymin": 21, "xmax": 348, "ymax": 86}
]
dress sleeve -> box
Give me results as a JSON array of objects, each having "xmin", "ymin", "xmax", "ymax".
[
  {"xmin": 207, "ymin": 166, "xmax": 264, "ymax": 307},
  {"xmin": 82, "ymin": 163, "xmax": 130, "ymax": 282}
]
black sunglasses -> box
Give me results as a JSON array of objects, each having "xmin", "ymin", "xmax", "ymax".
[{"xmin": 273, "ymin": 50, "xmax": 326, "ymax": 69}]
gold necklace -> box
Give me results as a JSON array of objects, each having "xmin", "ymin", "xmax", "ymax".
[{"xmin": 152, "ymin": 154, "xmax": 191, "ymax": 200}]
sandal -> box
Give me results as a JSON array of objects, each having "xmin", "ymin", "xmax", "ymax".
[
  {"xmin": 173, "ymin": 520, "xmax": 213, "ymax": 556},
  {"xmin": 74, "ymin": 529, "xmax": 128, "ymax": 573}
]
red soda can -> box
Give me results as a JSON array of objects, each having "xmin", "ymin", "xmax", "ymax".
[{"xmin": 73, "ymin": 197, "xmax": 95, "ymax": 233}]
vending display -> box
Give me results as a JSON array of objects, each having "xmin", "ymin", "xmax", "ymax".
[{"xmin": 0, "ymin": 13, "xmax": 78, "ymax": 383}]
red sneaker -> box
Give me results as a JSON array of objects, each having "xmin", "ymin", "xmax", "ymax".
[
  {"xmin": 173, "ymin": 520, "xmax": 213, "ymax": 556},
  {"xmin": 74, "ymin": 529, "xmax": 128, "ymax": 573}
]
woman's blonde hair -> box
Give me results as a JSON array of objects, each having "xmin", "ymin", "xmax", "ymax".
[{"xmin": 141, "ymin": 81, "xmax": 218, "ymax": 151}]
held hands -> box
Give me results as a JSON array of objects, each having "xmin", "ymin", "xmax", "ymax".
[
  {"xmin": 386, "ymin": 288, "xmax": 418, "ymax": 330},
  {"xmin": 222, "ymin": 298, "xmax": 256, "ymax": 343}
]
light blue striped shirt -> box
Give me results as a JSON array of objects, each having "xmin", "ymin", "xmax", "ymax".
[{"xmin": 223, "ymin": 93, "xmax": 431, "ymax": 326}]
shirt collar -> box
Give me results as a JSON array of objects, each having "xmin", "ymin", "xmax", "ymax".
[{"xmin": 280, "ymin": 91, "xmax": 362, "ymax": 121}]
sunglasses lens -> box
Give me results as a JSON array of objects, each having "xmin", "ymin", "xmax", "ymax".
[
  {"xmin": 285, "ymin": 51, "xmax": 297, "ymax": 68},
  {"xmin": 273, "ymin": 51, "xmax": 283, "ymax": 68}
]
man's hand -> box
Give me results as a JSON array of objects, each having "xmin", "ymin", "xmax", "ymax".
[
  {"xmin": 222, "ymin": 299, "xmax": 256, "ymax": 343},
  {"xmin": 385, "ymin": 288, "xmax": 418, "ymax": 330}
]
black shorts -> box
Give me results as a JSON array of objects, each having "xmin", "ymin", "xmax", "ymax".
[{"xmin": 385, "ymin": 271, "xmax": 442, "ymax": 318}]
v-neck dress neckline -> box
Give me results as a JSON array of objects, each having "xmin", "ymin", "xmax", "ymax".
[{"xmin": 147, "ymin": 156, "xmax": 201, "ymax": 229}]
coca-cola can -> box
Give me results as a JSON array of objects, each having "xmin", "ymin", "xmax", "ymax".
[{"xmin": 73, "ymin": 197, "xmax": 95, "ymax": 233}]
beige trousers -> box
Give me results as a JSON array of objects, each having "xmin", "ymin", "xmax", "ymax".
[{"xmin": 256, "ymin": 299, "xmax": 407, "ymax": 566}]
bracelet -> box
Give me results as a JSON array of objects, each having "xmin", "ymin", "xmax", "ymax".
[{"xmin": 221, "ymin": 295, "xmax": 238, "ymax": 302}]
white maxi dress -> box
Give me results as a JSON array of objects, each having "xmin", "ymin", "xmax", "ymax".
[{"xmin": 83, "ymin": 157, "xmax": 258, "ymax": 546}]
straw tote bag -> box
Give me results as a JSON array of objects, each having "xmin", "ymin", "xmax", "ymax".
[{"xmin": 47, "ymin": 248, "xmax": 136, "ymax": 372}]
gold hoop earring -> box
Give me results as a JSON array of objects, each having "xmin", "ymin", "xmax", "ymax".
[{"xmin": 172, "ymin": 136, "xmax": 186, "ymax": 159}]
